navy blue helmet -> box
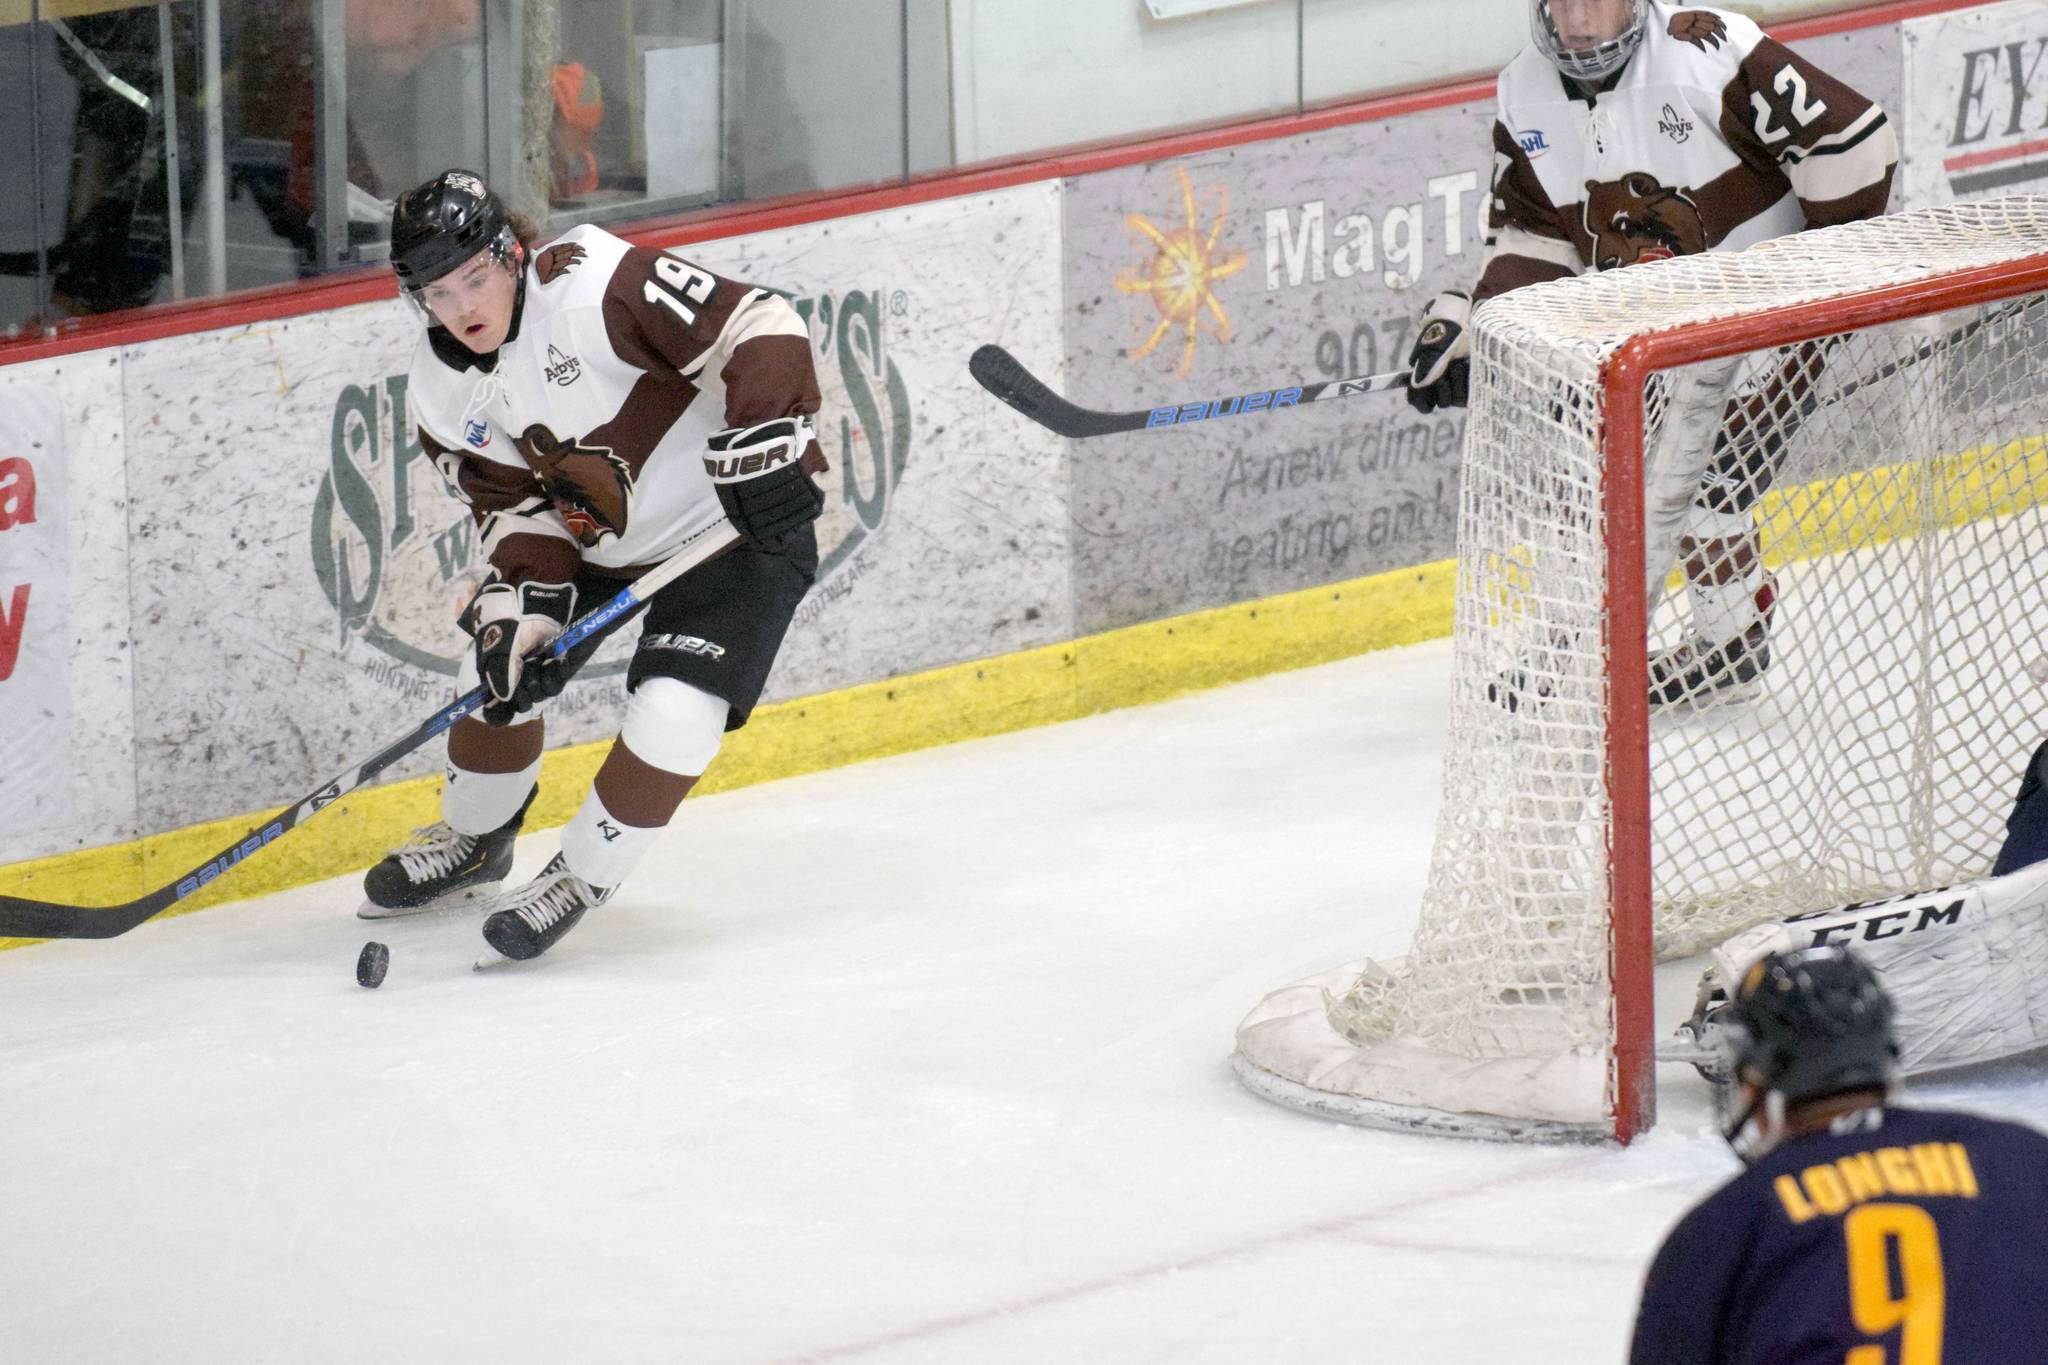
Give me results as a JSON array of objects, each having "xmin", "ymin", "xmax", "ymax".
[{"xmin": 1726, "ymin": 945, "xmax": 1897, "ymax": 1107}]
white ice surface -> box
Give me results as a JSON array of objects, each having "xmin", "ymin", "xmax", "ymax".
[{"xmin": 6, "ymin": 639, "xmax": 2048, "ymax": 1364}]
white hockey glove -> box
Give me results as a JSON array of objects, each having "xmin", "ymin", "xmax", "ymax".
[
  {"xmin": 463, "ymin": 577, "xmax": 577, "ymax": 726},
  {"xmin": 703, "ymin": 416, "xmax": 827, "ymax": 550},
  {"xmin": 1404, "ymin": 291, "xmax": 1473, "ymax": 415}
]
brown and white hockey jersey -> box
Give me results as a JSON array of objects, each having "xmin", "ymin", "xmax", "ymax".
[
  {"xmin": 406, "ymin": 223, "xmax": 822, "ymax": 586},
  {"xmin": 1475, "ymin": 3, "xmax": 1897, "ymax": 302}
]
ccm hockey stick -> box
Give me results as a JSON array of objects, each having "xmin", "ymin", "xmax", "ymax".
[
  {"xmin": 0, "ymin": 519, "xmax": 742, "ymax": 941},
  {"xmin": 969, "ymin": 343, "xmax": 1405, "ymax": 439}
]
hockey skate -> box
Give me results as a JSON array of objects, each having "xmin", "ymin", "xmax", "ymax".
[
  {"xmin": 1486, "ymin": 630, "xmax": 1580, "ymax": 715},
  {"xmin": 1648, "ymin": 575, "xmax": 1777, "ymax": 710},
  {"xmin": 358, "ymin": 788, "xmax": 534, "ymax": 919},
  {"xmin": 479, "ymin": 852, "xmax": 614, "ymax": 961}
]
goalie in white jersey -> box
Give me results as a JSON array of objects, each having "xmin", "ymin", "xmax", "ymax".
[
  {"xmin": 1404, "ymin": 0, "xmax": 1898, "ymax": 706},
  {"xmin": 358, "ymin": 169, "xmax": 829, "ymax": 961},
  {"xmin": 1671, "ymin": 736, "xmax": 2048, "ymax": 1086}
]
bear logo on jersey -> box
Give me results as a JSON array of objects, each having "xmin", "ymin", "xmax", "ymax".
[
  {"xmin": 517, "ymin": 423, "xmax": 635, "ymax": 548},
  {"xmin": 1668, "ymin": 10, "xmax": 1728, "ymax": 51},
  {"xmin": 535, "ymin": 242, "xmax": 586, "ymax": 285},
  {"xmin": 1582, "ymin": 173, "xmax": 1707, "ymax": 270}
]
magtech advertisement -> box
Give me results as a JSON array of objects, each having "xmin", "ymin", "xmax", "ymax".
[
  {"xmin": 1903, "ymin": 0, "xmax": 2048, "ymax": 206},
  {"xmin": 1060, "ymin": 117, "xmax": 1491, "ymax": 634},
  {"xmin": 1058, "ymin": 22, "xmax": 1898, "ymax": 635}
]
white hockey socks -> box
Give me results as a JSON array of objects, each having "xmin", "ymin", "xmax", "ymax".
[
  {"xmin": 1687, "ymin": 564, "xmax": 1771, "ymax": 647},
  {"xmin": 557, "ymin": 787, "xmax": 661, "ymax": 891},
  {"xmin": 442, "ymin": 757, "xmax": 541, "ymax": 838}
]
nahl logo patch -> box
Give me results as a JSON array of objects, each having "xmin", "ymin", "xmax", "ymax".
[
  {"xmin": 1516, "ymin": 128, "xmax": 1550, "ymax": 158},
  {"xmin": 544, "ymin": 344, "xmax": 583, "ymax": 386}
]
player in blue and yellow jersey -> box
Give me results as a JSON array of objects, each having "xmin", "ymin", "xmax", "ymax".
[{"xmin": 1629, "ymin": 944, "xmax": 2048, "ymax": 1364}]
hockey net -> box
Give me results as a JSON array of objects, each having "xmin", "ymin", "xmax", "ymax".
[{"xmin": 1234, "ymin": 198, "xmax": 2048, "ymax": 1142}]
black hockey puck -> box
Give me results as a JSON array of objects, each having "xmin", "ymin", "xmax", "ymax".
[{"xmin": 356, "ymin": 941, "xmax": 390, "ymax": 989}]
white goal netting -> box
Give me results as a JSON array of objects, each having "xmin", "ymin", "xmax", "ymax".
[{"xmin": 1235, "ymin": 197, "xmax": 2048, "ymax": 1140}]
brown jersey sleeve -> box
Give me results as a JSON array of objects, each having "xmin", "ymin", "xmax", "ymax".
[
  {"xmin": 603, "ymin": 245, "xmax": 764, "ymax": 382},
  {"xmin": 1474, "ymin": 120, "xmax": 1582, "ymax": 304},
  {"xmin": 1714, "ymin": 35, "xmax": 1896, "ymax": 231},
  {"xmin": 603, "ymin": 244, "xmax": 827, "ymax": 471}
]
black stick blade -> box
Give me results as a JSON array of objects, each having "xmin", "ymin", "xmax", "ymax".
[
  {"xmin": 0, "ymin": 891, "xmax": 160, "ymax": 940},
  {"xmin": 969, "ymin": 345, "xmax": 1146, "ymax": 439}
]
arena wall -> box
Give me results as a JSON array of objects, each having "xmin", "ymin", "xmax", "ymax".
[{"xmin": 0, "ymin": 0, "xmax": 2017, "ymax": 942}]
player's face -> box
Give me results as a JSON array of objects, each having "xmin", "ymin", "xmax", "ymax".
[
  {"xmin": 1546, "ymin": 0, "xmax": 1633, "ymax": 49},
  {"xmin": 420, "ymin": 247, "xmax": 520, "ymax": 353}
]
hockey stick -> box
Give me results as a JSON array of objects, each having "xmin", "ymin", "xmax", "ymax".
[
  {"xmin": 969, "ymin": 343, "xmax": 1406, "ymax": 439},
  {"xmin": 1819, "ymin": 297, "xmax": 2030, "ymax": 410},
  {"xmin": 1724, "ymin": 297, "xmax": 2037, "ymax": 467},
  {"xmin": 0, "ymin": 519, "xmax": 742, "ymax": 941}
]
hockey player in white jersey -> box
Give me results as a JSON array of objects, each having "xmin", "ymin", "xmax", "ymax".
[
  {"xmin": 1405, "ymin": 0, "xmax": 1898, "ymax": 707},
  {"xmin": 359, "ymin": 169, "xmax": 828, "ymax": 961}
]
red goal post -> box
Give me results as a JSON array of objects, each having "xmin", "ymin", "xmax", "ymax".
[{"xmin": 1234, "ymin": 197, "xmax": 2048, "ymax": 1144}]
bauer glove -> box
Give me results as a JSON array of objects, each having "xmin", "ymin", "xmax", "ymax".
[
  {"xmin": 1405, "ymin": 291, "xmax": 1473, "ymax": 415},
  {"xmin": 703, "ymin": 416, "xmax": 827, "ymax": 550},
  {"xmin": 463, "ymin": 577, "xmax": 577, "ymax": 725}
]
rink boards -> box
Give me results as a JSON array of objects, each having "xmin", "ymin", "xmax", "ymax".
[{"xmin": 3, "ymin": 0, "xmax": 2041, "ymax": 938}]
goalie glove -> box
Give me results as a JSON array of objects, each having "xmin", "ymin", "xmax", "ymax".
[
  {"xmin": 703, "ymin": 416, "xmax": 826, "ymax": 550},
  {"xmin": 1404, "ymin": 291, "xmax": 1473, "ymax": 415},
  {"xmin": 463, "ymin": 577, "xmax": 577, "ymax": 726}
]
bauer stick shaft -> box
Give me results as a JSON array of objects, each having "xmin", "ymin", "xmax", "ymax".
[
  {"xmin": 969, "ymin": 344, "xmax": 1405, "ymax": 439},
  {"xmin": 0, "ymin": 519, "xmax": 741, "ymax": 941}
]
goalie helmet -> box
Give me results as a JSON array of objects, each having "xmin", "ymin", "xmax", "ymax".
[
  {"xmin": 1720, "ymin": 945, "xmax": 1897, "ymax": 1159},
  {"xmin": 1530, "ymin": 0, "xmax": 1647, "ymax": 82},
  {"xmin": 389, "ymin": 169, "xmax": 517, "ymax": 298}
]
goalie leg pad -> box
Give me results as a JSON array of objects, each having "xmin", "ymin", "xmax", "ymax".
[{"xmin": 1702, "ymin": 861, "xmax": 2048, "ymax": 1077}]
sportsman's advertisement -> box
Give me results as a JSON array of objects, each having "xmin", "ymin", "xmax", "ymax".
[
  {"xmin": 1901, "ymin": 0, "xmax": 2048, "ymax": 207},
  {"xmin": 92, "ymin": 182, "xmax": 1069, "ymax": 836},
  {"xmin": 684, "ymin": 184, "xmax": 1074, "ymax": 696}
]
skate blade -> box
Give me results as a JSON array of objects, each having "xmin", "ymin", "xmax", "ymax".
[
  {"xmin": 471, "ymin": 952, "xmax": 541, "ymax": 972},
  {"xmin": 355, "ymin": 884, "xmax": 501, "ymax": 921},
  {"xmin": 1649, "ymin": 677, "xmax": 1765, "ymax": 716}
]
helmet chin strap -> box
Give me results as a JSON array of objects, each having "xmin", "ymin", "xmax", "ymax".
[
  {"xmin": 502, "ymin": 240, "xmax": 530, "ymax": 348},
  {"xmin": 1725, "ymin": 1088, "xmax": 1787, "ymax": 1165}
]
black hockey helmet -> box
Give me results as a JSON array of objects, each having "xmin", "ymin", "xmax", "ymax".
[
  {"xmin": 390, "ymin": 169, "xmax": 515, "ymax": 294},
  {"xmin": 1725, "ymin": 945, "xmax": 1897, "ymax": 1108}
]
